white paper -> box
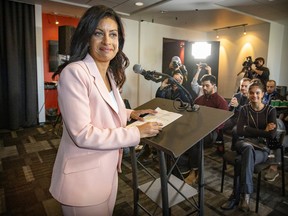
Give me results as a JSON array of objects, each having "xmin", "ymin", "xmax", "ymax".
[{"xmin": 127, "ymin": 107, "xmax": 182, "ymax": 128}]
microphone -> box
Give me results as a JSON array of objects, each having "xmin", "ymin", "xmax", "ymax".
[
  {"xmin": 133, "ymin": 64, "xmax": 170, "ymax": 82},
  {"xmin": 133, "ymin": 64, "xmax": 199, "ymax": 112}
]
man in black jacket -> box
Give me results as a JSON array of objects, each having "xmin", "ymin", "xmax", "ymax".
[
  {"xmin": 223, "ymin": 78, "xmax": 251, "ymax": 150},
  {"xmin": 251, "ymin": 57, "xmax": 270, "ymax": 89}
]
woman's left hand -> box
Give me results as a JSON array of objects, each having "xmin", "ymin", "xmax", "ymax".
[{"xmin": 130, "ymin": 109, "xmax": 157, "ymax": 121}]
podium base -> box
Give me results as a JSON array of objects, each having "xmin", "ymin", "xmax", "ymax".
[{"xmin": 139, "ymin": 174, "xmax": 198, "ymax": 208}]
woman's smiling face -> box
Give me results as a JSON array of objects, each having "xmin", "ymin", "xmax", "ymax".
[
  {"xmin": 89, "ymin": 17, "xmax": 119, "ymax": 63},
  {"xmin": 248, "ymin": 85, "xmax": 264, "ymax": 103}
]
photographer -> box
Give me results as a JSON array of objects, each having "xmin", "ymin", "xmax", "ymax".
[
  {"xmin": 191, "ymin": 63, "xmax": 217, "ymax": 97},
  {"xmin": 166, "ymin": 56, "xmax": 188, "ymax": 81},
  {"xmin": 251, "ymin": 57, "xmax": 270, "ymax": 89},
  {"xmin": 155, "ymin": 71, "xmax": 188, "ymax": 103}
]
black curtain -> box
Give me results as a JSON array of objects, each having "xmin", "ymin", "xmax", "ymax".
[{"xmin": 0, "ymin": 0, "xmax": 38, "ymax": 130}]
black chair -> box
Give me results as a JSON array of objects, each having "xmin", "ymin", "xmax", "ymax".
[{"xmin": 220, "ymin": 129, "xmax": 286, "ymax": 213}]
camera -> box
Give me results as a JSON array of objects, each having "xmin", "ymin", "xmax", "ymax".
[
  {"xmin": 199, "ymin": 63, "xmax": 207, "ymax": 68},
  {"xmin": 242, "ymin": 56, "xmax": 256, "ymax": 69},
  {"xmin": 172, "ymin": 60, "xmax": 181, "ymax": 68}
]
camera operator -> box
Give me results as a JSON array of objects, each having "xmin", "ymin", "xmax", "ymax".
[
  {"xmin": 166, "ymin": 56, "xmax": 188, "ymax": 82},
  {"xmin": 251, "ymin": 57, "xmax": 270, "ymax": 89}
]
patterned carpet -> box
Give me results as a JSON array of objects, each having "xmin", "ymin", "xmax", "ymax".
[{"xmin": 0, "ymin": 124, "xmax": 287, "ymax": 216}]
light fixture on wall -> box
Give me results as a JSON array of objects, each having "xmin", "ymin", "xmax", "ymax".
[
  {"xmin": 54, "ymin": 13, "xmax": 59, "ymax": 25},
  {"xmin": 216, "ymin": 30, "xmax": 219, "ymax": 39},
  {"xmin": 180, "ymin": 41, "xmax": 185, "ymax": 48},
  {"xmin": 213, "ymin": 23, "xmax": 248, "ymax": 38}
]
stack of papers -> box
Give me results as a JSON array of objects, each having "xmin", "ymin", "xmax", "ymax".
[{"xmin": 127, "ymin": 107, "xmax": 182, "ymax": 128}]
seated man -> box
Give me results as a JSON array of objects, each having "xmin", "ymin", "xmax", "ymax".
[
  {"xmin": 263, "ymin": 80, "xmax": 286, "ymax": 105},
  {"xmin": 191, "ymin": 63, "xmax": 217, "ymax": 97},
  {"xmin": 223, "ymin": 78, "xmax": 250, "ymax": 150},
  {"xmin": 183, "ymin": 74, "xmax": 228, "ymax": 184}
]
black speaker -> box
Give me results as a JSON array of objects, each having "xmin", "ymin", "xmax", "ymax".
[
  {"xmin": 48, "ymin": 40, "xmax": 59, "ymax": 72},
  {"xmin": 58, "ymin": 25, "xmax": 75, "ymax": 55}
]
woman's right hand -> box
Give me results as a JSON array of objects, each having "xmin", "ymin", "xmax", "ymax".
[{"xmin": 136, "ymin": 122, "xmax": 163, "ymax": 138}]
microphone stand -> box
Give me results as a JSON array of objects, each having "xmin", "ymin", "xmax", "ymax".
[
  {"xmin": 143, "ymin": 71, "xmax": 199, "ymax": 112},
  {"xmin": 168, "ymin": 77, "xmax": 199, "ymax": 112}
]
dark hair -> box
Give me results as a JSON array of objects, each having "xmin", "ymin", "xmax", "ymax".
[
  {"xmin": 52, "ymin": 5, "xmax": 129, "ymax": 88},
  {"xmin": 200, "ymin": 74, "xmax": 216, "ymax": 85},
  {"xmin": 255, "ymin": 57, "xmax": 265, "ymax": 64},
  {"xmin": 267, "ymin": 79, "xmax": 276, "ymax": 86},
  {"xmin": 248, "ymin": 79, "xmax": 265, "ymax": 92}
]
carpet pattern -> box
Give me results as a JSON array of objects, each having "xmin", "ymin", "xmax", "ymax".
[{"xmin": 0, "ymin": 124, "xmax": 287, "ymax": 215}]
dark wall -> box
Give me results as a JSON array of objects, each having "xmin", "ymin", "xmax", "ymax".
[
  {"xmin": 162, "ymin": 39, "xmax": 183, "ymax": 73},
  {"xmin": 162, "ymin": 38, "xmax": 220, "ymax": 99}
]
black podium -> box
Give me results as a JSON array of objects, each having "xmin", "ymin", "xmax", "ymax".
[{"xmin": 129, "ymin": 98, "xmax": 233, "ymax": 216}]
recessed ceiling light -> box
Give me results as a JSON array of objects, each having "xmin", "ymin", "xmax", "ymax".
[{"xmin": 135, "ymin": 2, "xmax": 144, "ymax": 6}]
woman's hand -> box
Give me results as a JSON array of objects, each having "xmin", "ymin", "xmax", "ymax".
[
  {"xmin": 137, "ymin": 122, "xmax": 163, "ymax": 138},
  {"xmin": 265, "ymin": 122, "xmax": 276, "ymax": 131},
  {"xmin": 130, "ymin": 109, "xmax": 157, "ymax": 121}
]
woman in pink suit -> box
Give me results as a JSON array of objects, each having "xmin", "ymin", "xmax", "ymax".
[{"xmin": 49, "ymin": 5, "xmax": 162, "ymax": 216}]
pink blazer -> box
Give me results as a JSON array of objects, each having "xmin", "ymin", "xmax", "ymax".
[{"xmin": 49, "ymin": 54, "xmax": 140, "ymax": 206}]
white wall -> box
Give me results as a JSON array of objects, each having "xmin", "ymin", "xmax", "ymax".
[
  {"xmin": 121, "ymin": 19, "xmax": 140, "ymax": 109},
  {"xmin": 268, "ymin": 22, "xmax": 288, "ymax": 87},
  {"xmin": 207, "ymin": 23, "xmax": 270, "ymax": 98}
]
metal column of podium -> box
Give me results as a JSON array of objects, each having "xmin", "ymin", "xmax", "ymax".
[{"xmin": 130, "ymin": 98, "xmax": 233, "ymax": 216}]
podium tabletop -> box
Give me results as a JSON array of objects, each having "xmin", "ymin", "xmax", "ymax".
[{"xmin": 135, "ymin": 98, "xmax": 233, "ymax": 158}]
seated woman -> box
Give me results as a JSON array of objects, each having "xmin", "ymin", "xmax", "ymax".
[{"xmin": 221, "ymin": 80, "xmax": 277, "ymax": 212}]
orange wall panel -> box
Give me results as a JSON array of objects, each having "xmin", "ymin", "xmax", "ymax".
[{"xmin": 42, "ymin": 13, "xmax": 79, "ymax": 110}]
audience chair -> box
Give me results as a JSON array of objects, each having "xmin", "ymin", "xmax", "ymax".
[{"xmin": 220, "ymin": 129, "xmax": 286, "ymax": 213}]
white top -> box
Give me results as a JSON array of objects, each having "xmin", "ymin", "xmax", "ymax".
[{"xmin": 109, "ymin": 90, "xmax": 119, "ymax": 113}]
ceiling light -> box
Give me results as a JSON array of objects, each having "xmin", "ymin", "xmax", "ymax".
[
  {"xmin": 214, "ymin": 30, "xmax": 219, "ymax": 39},
  {"xmin": 135, "ymin": 2, "xmax": 144, "ymax": 6},
  {"xmin": 213, "ymin": 24, "xmax": 248, "ymax": 37},
  {"xmin": 243, "ymin": 25, "xmax": 247, "ymax": 35}
]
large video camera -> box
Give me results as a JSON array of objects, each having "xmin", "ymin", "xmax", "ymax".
[{"xmin": 242, "ymin": 56, "xmax": 256, "ymax": 69}]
